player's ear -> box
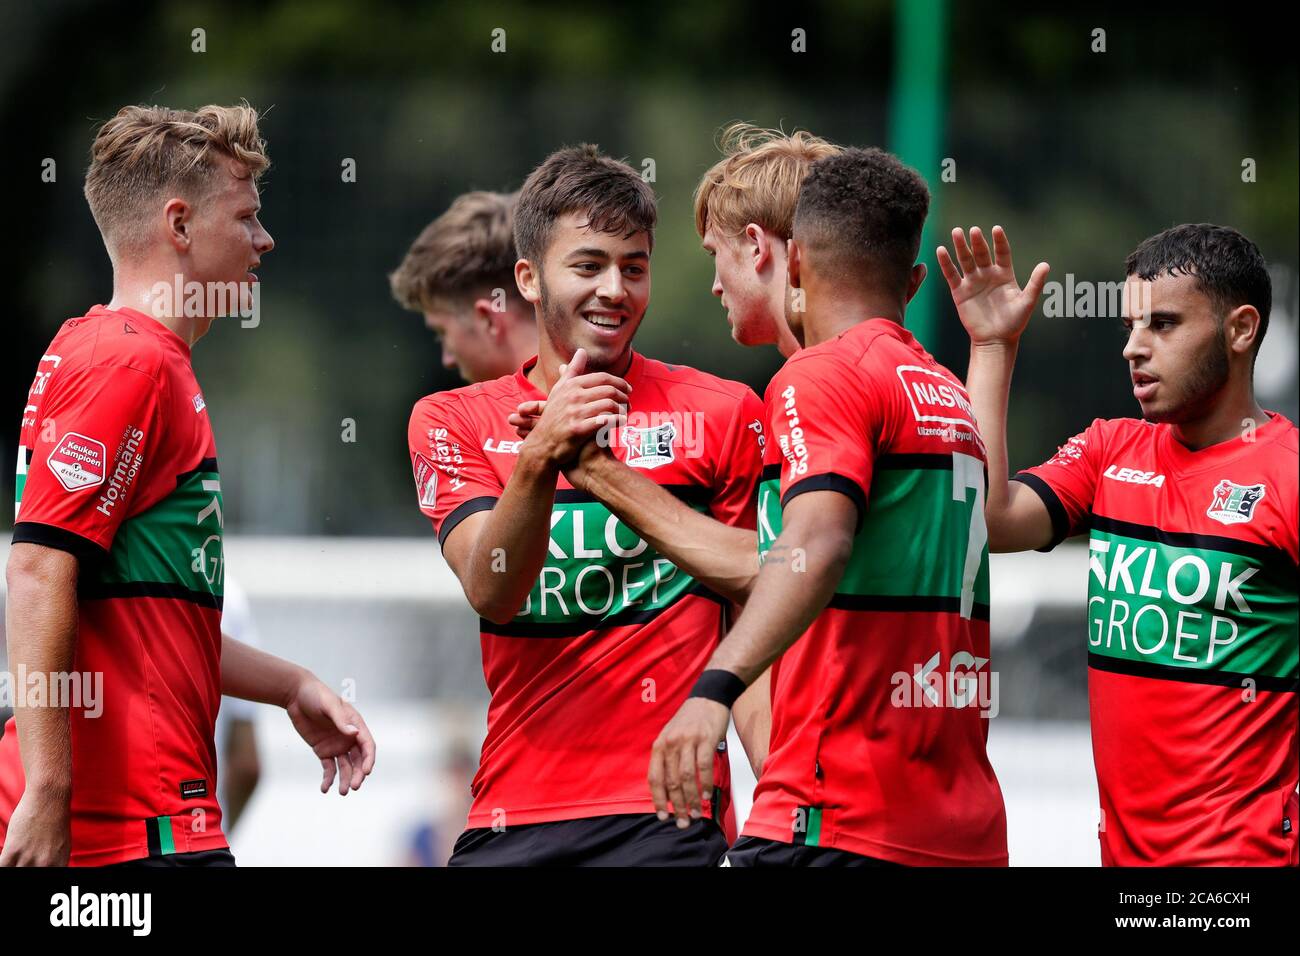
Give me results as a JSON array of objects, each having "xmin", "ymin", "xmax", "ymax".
[
  {"xmin": 787, "ymin": 239, "xmax": 802, "ymax": 288},
  {"xmin": 472, "ymin": 297, "xmax": 503, "ymax": 340},
  {"xmin": 1224, "ymin": 303, "xmax": 1262, "ymax": 358},
  {"xmin": 905, "ymin": 263, "xmax": 927, "ymax": 303},
  {"xmin": 746, "ymin": 223, "xmax": 771, "ymax": 272},
  {"xmin": 514, "ymin": 258, "xmax": 541, "ymax": 305},
  {"xmin": 164, "ymin": 197, "xmax": 192, "ymax": 252}
]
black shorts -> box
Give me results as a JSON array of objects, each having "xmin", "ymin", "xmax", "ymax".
[
  {"xmin": 106, "ymin": 848, "xmax": 237, "ymax": 868},
  {"xmin": 723, "ymin": 836, "xmax": 901, "ymax": 867},
  {"xmin": 449, "ymin": 813, "xmax": 728, "ymax": 867}
]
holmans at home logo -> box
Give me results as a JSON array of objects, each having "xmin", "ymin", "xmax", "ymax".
[{"xmin": 1206, "ymin": 479, "xmax": 1265, "ymax": 526}]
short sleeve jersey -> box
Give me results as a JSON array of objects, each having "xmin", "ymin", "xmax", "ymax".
[
  {"xmin": 743, "ymin": 318, "xmax": 1008, "ymax": 866},
  {"xmin": 0, "ymin": 305, "xmax": 228, "ymax": 866},
  {"xmin": 1015, "ymin": 412, "xmax": 1299, "ymax": 865},
  {"xmin": 407, "ymin": 352, "xmax": 764, "ymax": 830}
]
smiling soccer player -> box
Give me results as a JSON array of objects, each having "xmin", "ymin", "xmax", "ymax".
[
  {"xmin": 939, "ymin": 222, "xmax": 1298, "ymax": 866},
  {"xmin": 406, "ymin": 145, "xmax": 768, "ymax": 866}
]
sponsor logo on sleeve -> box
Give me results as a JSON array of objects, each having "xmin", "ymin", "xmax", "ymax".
[
  {"xmin": 1206, "ymin": 480, "xmax": 1265, "ymax": 526},
  {"xmin": 623, "ymin": 422, "xmax": 676, "ymax": 469},
  {"xmin": 412, "ymin": 452, "xmax": 438, "ymax": 512},
  {"xmin": 47, "ymin": 433, "xmax": 106, "ymax": 492},
  {"xmin": 192, "ymin": 393, "xmax": 206, "ymax": 413}
]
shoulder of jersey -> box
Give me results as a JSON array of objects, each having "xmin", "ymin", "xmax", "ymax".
[
  {"xmin": 1274, "ymin": 414, "xmax": 1299, "ymax": 450},
  {"xmin": 639, "ymin": 356, "xmax": 755, "ymax": 401},
  {"xmin": 411, "ymin": 372, "xmax": 520, "ymax": 418},
  {"xmin": 779, "ymin": 326, "xmax": 887, "ymax": 379},
  {"xmin": 55, "ymin": 312, "xmax": 169, "ymax": 380}
]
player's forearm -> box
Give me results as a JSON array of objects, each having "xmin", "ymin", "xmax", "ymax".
[
  {"xmin": 463, "ymin": 446, "xmax": 560, "ymax": 624},
  {"xmin": 581, "ymin": 454, "xmax": 759, "ymax": 603},
  {"xmin": 221, "ymin": 634, "xmax": 310, "ymax": 708},
  {"xmin": 707, "ymin": 525, "xmax": 852, "ymax": 686},
  {"xmin": 966, "ymin": 341, "xmax": 1021, "ymax": 543},
  {"xmin": 4, "ymin": 552, "xmax": 78, "ymax": 794}
]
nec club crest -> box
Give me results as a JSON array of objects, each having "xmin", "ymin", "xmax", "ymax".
[
  {"xmin": 47, "ymin": 432, "xmax": 106, "ymax": 492},
  {"xmin": 1206, "ymin": 479, "xmax": 1265, "ymax": 526},
  {"xmin": 623, "ymin": 422, "xmax": 676, "ymax": 469},
  {"xmin": 412, "ymin": 452, "xmax": 438, "ymax": 512}
]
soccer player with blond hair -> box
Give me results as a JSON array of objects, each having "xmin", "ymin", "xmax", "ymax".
[
  {"xmin": 695, "ymin": 123, "xmax": 842, "ymax": 356},
  {"xmin": 389, "ymin": 190, "xmax": 538, "ymax": 384},
  {"xmin": 0, "ymin": 103, "xmax": 375, "ymax": 867}
]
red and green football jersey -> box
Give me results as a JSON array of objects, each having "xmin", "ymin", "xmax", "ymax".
[
  {"xmin": 1016, "ymin": 411, "xmax": 1299, "ymax": 866},
  {"xmin": 0, "ymin": 305, "xmax": 227, "ymax": 866},
  {"xmin": 743, "ymin": 318, "xmax": 1008, "ymax": 866},
  {"xmin": 407, "ymin": 352, "xmax": 763, "ymax": 832}
]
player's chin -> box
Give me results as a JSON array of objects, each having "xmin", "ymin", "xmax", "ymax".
[{"xmin": 1137, "ymin": 398, "xmax": 1180, "ymax": 424}]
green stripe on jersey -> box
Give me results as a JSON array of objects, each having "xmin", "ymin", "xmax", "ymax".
[
  {"xmin": 157, "ymin": 816, "xmax": 176, "ymax": 855},
  {"xmin": 1087, "ymin": 528, "xmax": 1298, "ymax": 680},
  {"xmin": 88, "ymin": 469, "xmax": 225, "ymax": 601},
  {"xmin": 758, "ymin": 453, "xmax": 990, "ymax": 616},
  {"xmin": 509, "ymin": 500, "xmax": 701, "ymax": 626}
]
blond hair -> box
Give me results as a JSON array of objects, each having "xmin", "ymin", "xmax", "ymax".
[
  {"xmin": 84, "ymin": 102, "xmax": 269, "ymax": 258},
  {"xmin": 693, "ymin": 122, "xmax": 841, "ymax": 240},
  {"xmin": 389, "ymin": 190, "xmax": 522, "ymax": 313}
]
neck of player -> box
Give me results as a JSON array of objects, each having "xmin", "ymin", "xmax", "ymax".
[
  {"xmin": 800, "ymin": 282, "xmax": 906, "ymax": 348},
  {"xmin": 528, "ymin": 335, "xmax": 633, "ymax": 394},
  {"xmin": 107, "ymin": 274, "xmax": 211, "ymax": 347},
  {"xmin": 1170, "ymin": 377, "xmax": 1269, "ymax": 452}
]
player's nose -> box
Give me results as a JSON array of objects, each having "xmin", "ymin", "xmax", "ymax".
[
  {"xmin": 711, "ymin": 271, "xmax": 724, "ymax": 299},
  {"xmin": 1122, "ymin": 329, "xmax": 1147, "ymax": 362},
  {"xmin": 442, "ymin": 347, "xmax": 457, "ymax": 369},
  {"xmin": 255, "ymin": 223, "xmax": 275, "ymax": 255},
  {"xmin": 597, "ymin": 265, "xmax": 627, "ymax": 303}
]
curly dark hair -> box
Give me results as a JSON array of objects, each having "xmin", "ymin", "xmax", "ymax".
[
  {"xmin": 514, "ymin": 144, "xmax": 657, "ymax": 264},
  {"xmin": 1125, "ymin": 223, "xmax": 1271, "ymax": 353},
  {"xmin": 792, "ymin": 147, "xmax": 930, "ymax": 297}
]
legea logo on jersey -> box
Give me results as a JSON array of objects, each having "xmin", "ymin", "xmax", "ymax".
[
  {"xmin": 1207, "ymin": 480, "xmax": 1265, "ymax": 526},
  {"xmin": 412, "ymin": 452, "xmax": 438, "ymax": 512},
  {"xmin": 47, "ymin": 433, "xmax": 106, "ymax": 492},
  {"xmin": 623, "ymin": 422, "xmax": 676, "ymax": 469},
  {"xmin": 1104, "ymin": 465, "xmax": 1166, "ymax": 487}
]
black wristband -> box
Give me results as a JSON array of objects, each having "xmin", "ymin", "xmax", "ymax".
[{"xmin": 689, "ymin": 669, "xmax": 747, "ymax": 708}]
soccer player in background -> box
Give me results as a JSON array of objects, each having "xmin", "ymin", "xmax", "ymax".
[
  {"xmin": 406, "ymin": 144, "xmax": 769, "ymax": 865},
  {"xmin": 651, "ymin": 148, "xmax": 1009, "ymax": 866},
  {"xmin": 389, "ymin": 190, "xmax": 538, "ymax": 384},
  {"xmin": 0, "ymin": 103, "xmax": 376, "ymax": 867},
  {"xmin": 696, "ymin": 124, "xmax": 841, "ymax": 357},
  {"xmin": 938, "ymin": 222, "xmax": 1297, "ymax": 865}
]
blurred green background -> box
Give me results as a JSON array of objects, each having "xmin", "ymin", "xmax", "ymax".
[{"xmin": 3, "ymin": 0, "xmax": 1296, "ymax": 535}]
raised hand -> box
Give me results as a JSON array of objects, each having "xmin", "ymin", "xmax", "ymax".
[{"xmin": 936, "ymin": 225, "xmax": 1049, "ymax": 347}]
